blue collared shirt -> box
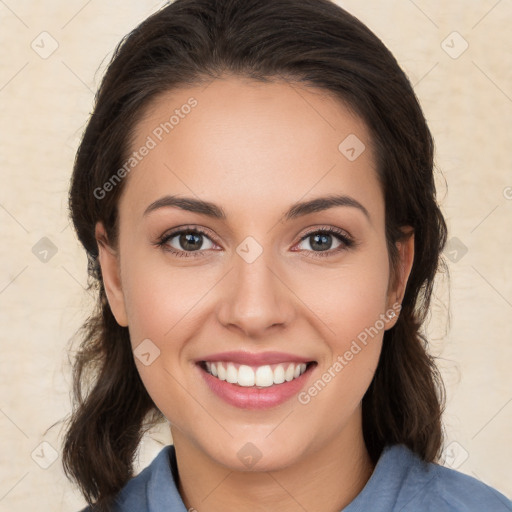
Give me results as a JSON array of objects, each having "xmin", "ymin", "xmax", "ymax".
[{"xmin": 79, "ymin": 443, "xmax": 512, "ymax": 511}]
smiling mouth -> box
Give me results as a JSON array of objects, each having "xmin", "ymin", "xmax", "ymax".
[{"xmin": 198, "ymin": 360, "xmax": 317, "ymax": 388}]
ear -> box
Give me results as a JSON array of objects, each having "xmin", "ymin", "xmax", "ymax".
[
  {"xmin": 385, "ymin": 227, "xmax": 414, "ymax": 330},
  {"xmin": 95, "ymin": 221, "xmax": 128, "ymax": 327}
]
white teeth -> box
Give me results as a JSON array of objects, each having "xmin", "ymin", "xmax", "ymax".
[
  {"xmin": 204, "ymin": 361, "xmax": 310, "ymax": 387},
  {"xmin": 226, "ymin": 363, "xmax": 238, "ymax": 384},
  {"xmin": 238, "ymin": 365, "xmax": 255, "ymax": 386},
  {"xmin": 273, "ymin": 364, "xmax": 285, "ymax": 384},
  {"xmin": 285, "ymin": 364, "xmax": 295, "ymax": 382},
  {"xmin": 217, "ymin": 363, "xmax": 226, "ymax": 381},
  {"xmin": 255, "ymin": 365, "xmax": 274, "ymax": 387}
]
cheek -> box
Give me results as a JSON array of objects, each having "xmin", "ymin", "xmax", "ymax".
[
  {"xmin": 121, "ymin": 257, "xmax": 209, "ymax": 418},
  {"xmin": 121, "ymin": 253, "xmax": 216, "ymax": 345},
  {"xmin": 293, "ymin": 247, "xmax": 390, "ymax": 395},
  {"xmin": 295, "ymin": 248, "xmax": 391, "ymax": 345},
  {"xmin": 294, "ymin": 269, "xmax": 388, "ymax": 437}
]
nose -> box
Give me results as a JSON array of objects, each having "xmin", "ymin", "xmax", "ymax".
[{"xmin": 216, "ymin": 248, "xmax": 295, "ymax": 338}]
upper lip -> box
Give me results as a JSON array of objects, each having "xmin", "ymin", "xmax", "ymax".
[{"xmin": 195, "ymin": 351, "xmax": 315, "ymax": 366}]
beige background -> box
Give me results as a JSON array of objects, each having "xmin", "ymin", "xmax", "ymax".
[{"xmin": 0, "ymin": 1, "xmax": 511, "ymax": 510}]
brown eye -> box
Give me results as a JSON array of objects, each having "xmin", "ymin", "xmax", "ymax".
[
  {"xmin": 294, "ymin": 227, "xmax": 354, "ymax": 258},
  {"xmin": 157, "ymin": 228, "xmax": 217, "ymax": 258}
]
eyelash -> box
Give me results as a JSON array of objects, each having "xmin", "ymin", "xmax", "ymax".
[{"xmin": 154, "ymin": 225, "xmax": 355, "ymax": 259}]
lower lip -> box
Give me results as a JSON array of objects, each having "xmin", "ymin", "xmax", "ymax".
[{"xmin": 197, "ymin": 363, "xmax": 316, "ymax": 410}]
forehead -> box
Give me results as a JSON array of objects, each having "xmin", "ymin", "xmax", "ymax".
[{"xmin": 118, "ymin": 76, "xmax": 383, "ymax": 225}]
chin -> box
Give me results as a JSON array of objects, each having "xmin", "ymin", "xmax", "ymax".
[{"xmin": 199, "ymin": 433, "xmax": 305, "ymax": 473}]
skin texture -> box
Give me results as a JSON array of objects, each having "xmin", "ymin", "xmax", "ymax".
[{"xmin": 95, "ymin": 76, "xmax": 414, "ymax": 512}]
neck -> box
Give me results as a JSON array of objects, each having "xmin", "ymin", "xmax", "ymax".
[{"xmin": 171, "ymin": 412, "xmax": 374, "ymax": 512}]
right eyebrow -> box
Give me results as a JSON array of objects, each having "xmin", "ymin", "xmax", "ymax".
[{"xmin": 144, "ymin": 195, "xmax": 226, "ymax": 219}]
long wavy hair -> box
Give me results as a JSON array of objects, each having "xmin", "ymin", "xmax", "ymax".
[{"xmin": 62, "ymin": 0, "xmax": 448, "ymax": 509}]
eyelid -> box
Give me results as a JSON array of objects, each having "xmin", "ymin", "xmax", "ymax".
[
  {"xmin": 154, "ymin": 224, "xmax": 355, "ymax": 258},
  {"xmin": 298, "ymin": 225, "xmax": 353, "ymax": 243},
  {"xmin": 155, "ymin": 225, "xmax": 220, "ymax": 253},
  {"xmin": 159, "ymin": 224, "xmax": 217, "ymax": 241},
  {"xmin": 292, "ymin": 225, "xmax": 355, "ymax": 257}
]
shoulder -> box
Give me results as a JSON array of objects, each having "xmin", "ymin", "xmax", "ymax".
[
  {"xmin": 76, "ymin": 444, "xmax": 182, "ymax": 512},
  {"xmin": 114, "ymin": 444, "xmax": 182, "ymax": 511},
  {"xmin": 386, "ymin": 444, "xmax": 512, "ymax": 512}
]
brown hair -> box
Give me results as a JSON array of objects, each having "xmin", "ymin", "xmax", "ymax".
[{"xmin": 63, "ymin": 0, "xmax": 448, "ymax": 509}]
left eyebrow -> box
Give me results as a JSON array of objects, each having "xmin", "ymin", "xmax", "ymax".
[
  {"xmin": 143, "ymin": 194, "xmax": 370, "ymax": 222},
  {"xmin": 284, "ymin": 194, "xmax": 370, "ymax": 222}
]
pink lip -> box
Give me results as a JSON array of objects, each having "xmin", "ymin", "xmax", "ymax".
[
  {"xmin": 195, "ymin": 350, "xmax": 315, "ymax": 366},
  {"xmin": 197, "ymin": 362, "xmax": 317, "ymax": 410}
]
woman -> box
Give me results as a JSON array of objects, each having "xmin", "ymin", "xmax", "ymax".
[{"xmin": 63, "ymin": 0, "xmax": 512, "ymax": 510}]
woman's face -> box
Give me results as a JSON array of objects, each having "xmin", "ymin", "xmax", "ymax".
[{"xmin": 97, "ymin": 76, "xmax": 413, "ymax": 472}]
